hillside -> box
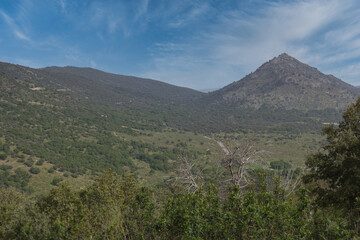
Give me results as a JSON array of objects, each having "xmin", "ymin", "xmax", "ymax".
[
  {"xmin": 3, "ymin": 53, "xmax": 358, "ymax": 134},
  {"xmin": 0, "ymin": 62, "xmax": 221, "ymax": 194},
  {"xmin": 1, "ymin": 55, "xmax": 354, "ymax": 194},
  {"xmin": 42, "ymin": 66, "xmax": 204, "ymax": 105},
  {"xmin": 205, "ymin": 53, "xmax": 359, "ymax": 110},
  {"xmin": 186, "ymin": 53, "xmax": 360, "ymax": 133}
]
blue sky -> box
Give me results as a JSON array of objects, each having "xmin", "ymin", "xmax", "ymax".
[{"xmin": 1, "ymin": 0, "xmax": 360, "ymax": 90}]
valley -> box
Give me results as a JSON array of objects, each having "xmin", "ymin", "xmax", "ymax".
[
  {"xmin": 2, "ymin": 0, "xmax": 360, "ymax": 237},
  {"xmin": 1, "ymin": 53, "xmax": 360, "ymax": 239},
  {"xmin": 1, "ymin": 53, "xmax": 356, "ymax": 194}
]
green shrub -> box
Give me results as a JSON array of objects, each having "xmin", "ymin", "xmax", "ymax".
[
  {"xmin": 51, "ymin": 177, "xmax": 63, "ymax": 186},
  {"xmin": 0, "ymin": 153, "xmax": 7, "ymax": 160},
  {"xmin": 24, "ymin": 159, "xmax": 34, "ymax": 167},
  {"xmin": 35, "ymin": 159, "xmax": 45, "ymax": 166},
  {"xmin": 29, "ymin": 167, "xmax": 40, "ymax": 174},
  {"xmin": 0, "ymin": 165, "xmax": 12, "ymax": 170}
]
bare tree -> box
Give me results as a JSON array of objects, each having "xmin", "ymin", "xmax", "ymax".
[
  {"xmin": 221, "ymin": 141, "xmax": 263, "ymax": 190},
  {"xmin": 173, "ymin": 139, "xmax": 265, "ymax": 194},
  {"xmin": 274, "ymin": 168, "xmax": 304, "ymax": 197},
  {"xmin": 174, "ymin": 154, "xmax": 204, "ymax": 193}
]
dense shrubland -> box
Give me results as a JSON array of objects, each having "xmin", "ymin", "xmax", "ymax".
[
  {"xmin": 0, "ymin": 74, "xmax": 205, "ymax": 177},
  {"xmin": 0, "ymin": 170, "xmax": 358, "ymax": 239},
  {"xmin": 1, "ymin": 98, "xmax": 359, "ymax": 239},
  {"xmin": 1, "ymin": 68, "xmax": 360, "ymax": 238}
]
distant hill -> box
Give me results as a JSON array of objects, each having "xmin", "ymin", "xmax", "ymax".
[
  {"xmin": 1, "ymin": 55, "xmax": 359, "ymax": 193},
  {"xmin": 187, "ymin": 53, "xmax": 360, "ymax": 133},
  {"xmin": 1, "ymin": 53, "xmax": 359, "ymax": 134},
  {"xmin": 42, "ymin": 66, "xmax": 204, "ymax": 105},
  {"xmin": 203, "ymin": 53, "xmax": 359, "ymax": 110},
  {"xmin": 0, "ymin": 61, "xmax": 208, "ymax": 180},
  {"xmin": 0, "ymin": 62, "xmax": 204, "ymax": 126}
]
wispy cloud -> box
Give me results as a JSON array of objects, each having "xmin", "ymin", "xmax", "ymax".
[
  {"xmin": 167, "ymin": 2, "xmax": 212, "ymax": 28},
  {"xmin": 0, "ymin": 9, "xmax": 31, "ymax": 42},
  {"xmin": 330, "ymin": 62, "xmax": 360, "ymax": 86},
  {"xmin": 134, "ymin": 0, "xmax": 149, "ymax": 21},
  {"xmin": 142, "ymin": 0, "xmax": 360, "ymax": 88},
  {"xmin": 14, "ymin": 29, "xmax": 30, "ymax": 41},
  {"xmin": 208, "ymin": 0, "xmax": 348, "ymax": 70},
  {"xmin": 58, "ymin": 0, "xmax": 66, "ymax": 11},
  {"xmin": 1, "ymin": 0, "xmax": 360, "ymax": 89}
]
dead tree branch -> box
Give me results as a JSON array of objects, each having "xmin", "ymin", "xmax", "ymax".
[
  {"xmin": 174, "ymin": 155, "xmax": 203, "ymax": 193},
  {"xmin": 221, "ymin": 140, "xmax": 263, "ymax": 190}
]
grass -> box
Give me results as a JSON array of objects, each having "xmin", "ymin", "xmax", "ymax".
[
  {"xmin": 1, "ymin": 156, "xmax": 92, "ymax": 196},
  {"xmin": 1, "ymin": 128, "xmax": 324, "ymax": 195},
  {"xmin": 212, "ymin": 132, "xmax": 324, "ymax": 167}
]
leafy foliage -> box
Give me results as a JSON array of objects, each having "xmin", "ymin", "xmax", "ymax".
[
  {"xmin": 0, "ymin": 167, "xmax": 32, "ymax": 192},
  {"xmin": 29, "ymin": 167, "xmax": 40, "ymax": 174},
  {"xmin": 304, "ymin": 97, "xmax": 360, "ymax": 211},
  {"xmin": 0, "ymin": 69, "xmax": 191, "ymax": 176},
  {"xmin": 0, "ymin": 170, "xmax": 358, "ymax": 239}
]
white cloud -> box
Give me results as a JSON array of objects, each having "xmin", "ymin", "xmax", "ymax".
[
  {"xmin": 58, "ymin": 0, "xmax": 66, "ymax": 11},
  {"xmin": 134, "ymin": 0, "xmax": 149, "ymax": 21},
  {"xmin": 142, "ymin": 0, "xmax": 360, "ymax": 89},
  {"xmin": 207, "ymin": 0, "xmax": 348, "ymax": 70},
  {"xmin": 331, "ymin": 63, "xmax": 360, "ymax": 86},
  {"xmin": 167, "ymin": 3, "xmax": 211, "ymax": 28},
  {"xmin": 90, "ymin": 60, "xmax": 97, "ymax": 68},
  {"xmin": 0, "ymin": 9, "xmax": 32, "ymax": 42},
  {"xmin": 14, "ymin": 30, "xmax": 30, "ymax": 41}
]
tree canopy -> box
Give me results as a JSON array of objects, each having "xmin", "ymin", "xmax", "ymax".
[{"xmin": 304, "ymin": 97, "xmax": 360, "ymax": 210}]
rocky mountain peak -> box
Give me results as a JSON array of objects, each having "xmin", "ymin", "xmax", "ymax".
[{"xmin": 209, "ymin": 53, "xmax": 360, "ymax": 110}]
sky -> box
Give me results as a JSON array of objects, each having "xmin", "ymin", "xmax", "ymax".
[{"xmin": 0, "ymin": 0, "xmax": 360, "ymax": 90}]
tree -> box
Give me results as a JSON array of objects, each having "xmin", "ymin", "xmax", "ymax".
[
  {"xmin": 304, "ymin": 97, "xmax": 360, "ymax": 211},
  {"xmin": 221, "ymin": 141, "xmax": 262, "ymax": 190},
  {"xmin": 174, "ymin": 154, "xmax": 204, "ymax": 193},
  {"xmin": 29, "ymin": 167, "xmax": 40, "ymax": 174}
]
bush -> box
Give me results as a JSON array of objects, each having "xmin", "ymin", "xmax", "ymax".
[
  {"xmin": 51, "ymin": 177, "xmax": 63, "ymax": 186},
  {"xmin": 35, "ymin": 159, "xmax": 45, "ymax": 166},
  {"xmin": 0, "ymin": 165, "xmax": 12, "ymax": 170},
  {"xmin": 29, "ymin": 167, "xmax": 40, "ymax": 174},
  {"xmin": 0, "ymin": 153, "xmax": 7, "ymax": 160},
  {"xmin": 24, "ymin": 159, "xmax": 34, "ymax": 167}
]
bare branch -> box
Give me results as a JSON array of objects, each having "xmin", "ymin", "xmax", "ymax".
[
  {"xmin": 174, "ymin": 155, "xmax": 203, "ymax": 193},
  {"xmin": 221, "ymin": 140, "xmax": 263, "ymax": 190}
]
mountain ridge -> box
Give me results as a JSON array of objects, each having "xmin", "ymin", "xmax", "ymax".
[
  {"xmin": 1, "ymin": 53, "xmax": 359, "ymax": 133},
  {"xmin": 42, "ymin": 66, "xmax": 205, "ymax": 104},
  {"xmin": 204, "ymin": 53, "xmax": 360, "ymax": 110}
]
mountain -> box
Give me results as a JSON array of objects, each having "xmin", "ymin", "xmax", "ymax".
[
  {"xmin": 186, "ymin": 53, "xmax": 360, "ymax": 133},
  {"xmin": 0, "ymin": 61, "xmax": 216, "ymax": 186},
  {"xmin": 204, "ymin": 53, "xmax": 360, "ymax": 110},
  {"xmin": 42, "ymin": 66, "xmax": 204, "ymax": 105},
  {"xmin": 1, "ymin": 55, "xmax": 358, "ymax": 193},
  {"xmin": 1, "ymin": 53, "xmax": 359, "ymax": 135}
]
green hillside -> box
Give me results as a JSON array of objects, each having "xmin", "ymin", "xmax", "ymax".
[
  {"xmin": 0, "ymin": 54, "xmax": 356, "ymax": 194},
  {"xmin": 0, "ymin": 63, "xmax": 225, "ymax": 194}
]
